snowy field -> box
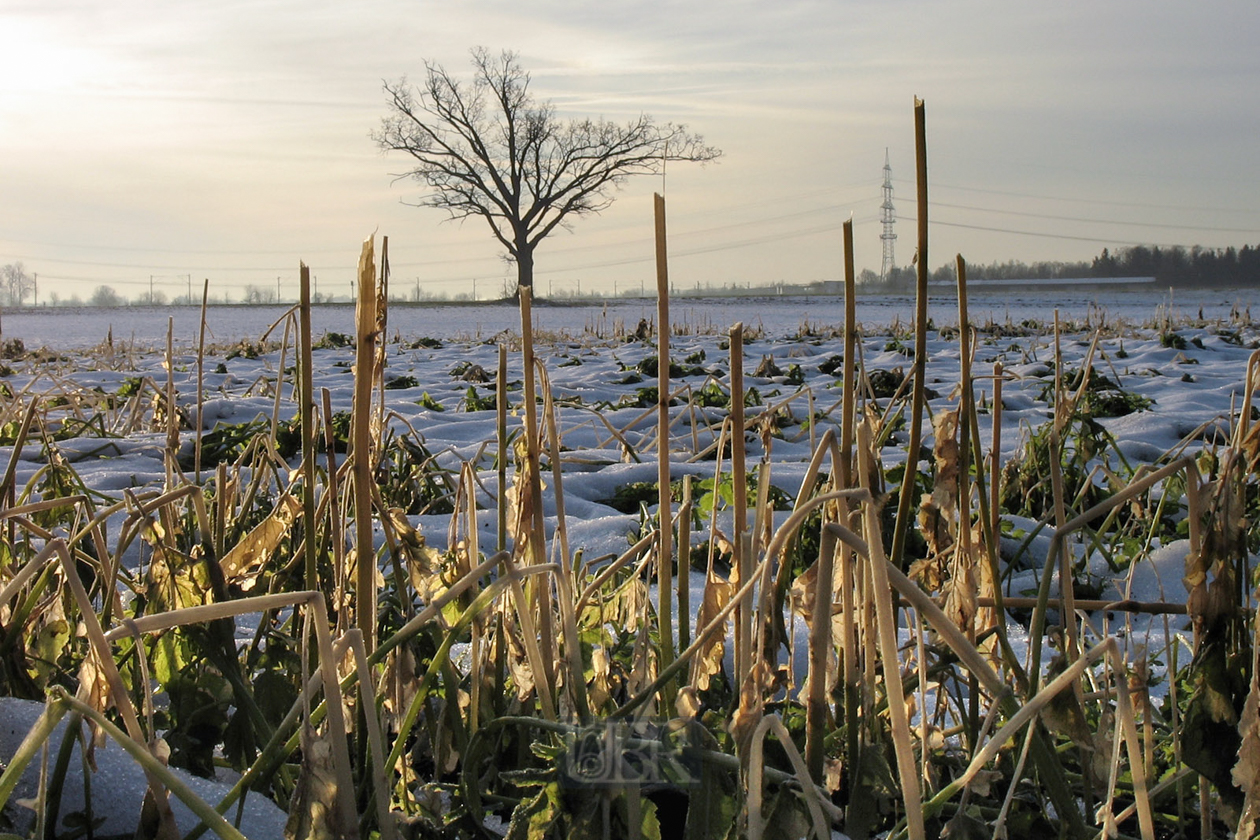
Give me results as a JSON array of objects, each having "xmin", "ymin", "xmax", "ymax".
[
  {"xmin": 1, "ymin": 292, "xmax": 1258, "ymax": 837},
  {"xmin": 0, "ymin": 287, "xmax": 1252, "ymax": 349},
  {"xmin": 3, "ymin": 300, "xmax": 1253, "ymax": 646}
]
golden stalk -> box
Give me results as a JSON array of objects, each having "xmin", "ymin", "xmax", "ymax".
[
  {"xmin": 537, "ymin": 362, "xmax": 589, "ymax": 721},
  {"xmin": 195, "ymin": 278, "xmax": 209, "ymax": 482},
  {"xmin": 497, "ymin": 343, "xmax": 508, "ymax": 552},
  {"xmin": 729, "ymin": 322, "xmax": 750, "ymax": 686},
  {"xmin": 889, "ymin": 96, "xmax": 930, "ymax": 572},
  {"xmin": 655, "ymin": 192, "xmax": 677, "ymax": 707},
  {"xmin": 856, "ymin": 422, "xmax": 925, "ymax": 840},
  {"xmin": 515, "ymin": 284, "xmax": 558, "ymax": 701},
  {"xmin": 299, "ymin": 263, "xmax": 317, "ymax": 591},
  {"xmin": 678, "ymin": 474, "xmax": 693, "ymax": 651},
  {"xmin": 352, "ymin": 235, "xmax": 379, "ymax": 649},
  {"xmin": 165, "ymin": 317, "xmax": 178, "ymax": 486},
  {"xmin": 341, "ymin": 629, "xmax": 395, "ymax": 840}
]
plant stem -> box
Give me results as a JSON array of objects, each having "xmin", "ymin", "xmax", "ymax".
[{"xmin": 890, "ymin": 97, "xmax": 930, "ymax": 573}]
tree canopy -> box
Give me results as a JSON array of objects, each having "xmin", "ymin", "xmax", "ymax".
[{"xmin": 374, "ymin": 48, "xmax": 720, "ymax": 292}]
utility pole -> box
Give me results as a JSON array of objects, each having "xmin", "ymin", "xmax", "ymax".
[
  {"xmin": 149, "ymin": 275, "xmax": 154, "ymax": 304},
  {"xmin": 276, "ymin": 276, "xmax": 281, "ymax": 303},
  {"xmin": 880, "ymin": 148, "xmax": 897, "ymax": 281},
  {"xmin": 32, "ymin": 273, "xmax": 37, "ymax": 307}
]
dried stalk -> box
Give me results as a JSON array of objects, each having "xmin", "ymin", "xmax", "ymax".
[
  {"xmin": 654, "ymin": 192, "xmax": 677, "ymax": 708},
  {"xmin": 615, "ymin": 489, "xmax": 870, "ymax": 720},
  {"xmin": 516, "ymin": 284, "xmax": 558, "ymax": 698},
  {"xmin": 352, "ymin": 236, "xmax": 379, "ymax": 649},
  {"xmin": 195, "ymin": 278, "xmax": 209, "ymax": 482},
  {"xmin": 729, "ymin": 322, "xmax": 750, "ymax": 687},
  {"xmin": 678, "ymin": 474, "xmax": 693, "ymax": 651},
  {"xmin": 889, "ymin": 96, "xmax": 930, "ymax": 572},
  {"xmin": 299, "ymin": 262, "xmax": 317, "ymax": 591},
  {"xmin": 497, "ymin": 342, "xmax": 508, "ymax": 552},
  {"xmin": 537, "ymin": 361, "xmax": 589, "ymax": 721},
  {"xmin": 1027, "ymin": 455, "xmax": 1198, "ymax": 691},
  {"xmin": 747, "ymin": 714, "xmax": 834, "ymax": 840},
  {"xmin": 856, "ymin": 421, "xmax": 925, "ymax": 840},
  {"xmin": 341, "ymin": 629, "xmax": 394, "ymax": 840}
]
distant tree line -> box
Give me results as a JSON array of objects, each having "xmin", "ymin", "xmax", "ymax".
[
  {"xmin": 871, "ymin": 243, "xmax": 1260, "ymax": 291},
  {"xmin": 4, "ymin": 243, "xmax": 1257, "ymax": 309}
]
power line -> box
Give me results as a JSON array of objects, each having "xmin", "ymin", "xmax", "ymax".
[
  {"xmin": 896, "ymin": 178, "xmax": 1260, "ymax": 216},
  {"xmin": 930, "ymin": 202, "xmax": 1260, "ymax": 235},
  {"xmin": 903, "ymin": 216, "xmax": 1189, "ymax": 249}
]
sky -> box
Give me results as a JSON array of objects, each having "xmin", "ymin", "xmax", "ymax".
[{"xmin": 2, "ymin": 0, "xmax": 1259, "ymax": 304}]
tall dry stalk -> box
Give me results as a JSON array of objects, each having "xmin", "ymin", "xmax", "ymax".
[
  {"xmin": 164, "ymin": 317, "xmax": 178, "ymax": 487},
  {"xmin": 840, "ymin": 218, "xmax": 857, "ymax": 491},
  {"xmin": 299, "ymin": 263, "xmax": 318, "ymax": 591},
  {"xmin": 374, "ymin": 237, "xmax": 390, "ymax": 439},
  {"xmin": 954, "ymin": 254, "xmax": 984, "ymax": 747},
  {"xmin": 729, "ymin": 323, "xmax": 751, "ymax": 687},
  {"xmin": 195, "ymin": 278, "xmax": 209, "ymax": 483},
  {"xmin": 497, "ymin": 342, "xmax": 508, "ymax": 553},
  {"xmin": 515, "ymin": 284, "xmax": 558, "ymax": 702},
  {"xmin": 655, "ymin": 192, "xmax": 676, "ymax": 706},
  {"xmin": 536, "ymin": 362, "xmax": 589, "ymax": 722},
  {"xmin": 889, "ymin": 97, "xmax": 929, "ymax": 572},
  {"xmin": 857, "ymin": 422, "xmax": 925, "ymax": 840},
  {"xmin": 678, "ymin": 474, "xmax": 693, "ymax": 651},
  {"xmin": 804, "ymin": 220, "xmax": 857, "ymax": 781},
  {"xmin": 352, "ymin": 236, "xmax": 379, "ymax": 649}
]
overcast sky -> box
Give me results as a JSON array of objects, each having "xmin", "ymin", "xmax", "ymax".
[{"xmin": 2, "ymin": 0, "xmax": 1258, "ymax": 303}]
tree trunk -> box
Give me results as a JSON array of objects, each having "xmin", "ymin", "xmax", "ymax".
[{"xmin": 516, "ymin": 246, "xmax": 534, "ymax": 294}]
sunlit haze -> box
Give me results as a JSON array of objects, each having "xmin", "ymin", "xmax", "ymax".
[{"xmin": 2, "ymin": 0, "xmax": 1258, "ymax": 303}]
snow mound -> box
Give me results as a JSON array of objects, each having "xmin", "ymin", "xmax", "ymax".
[{"xmin": 0, "ymin": 698, "xmax": 288, "ymax": 840}]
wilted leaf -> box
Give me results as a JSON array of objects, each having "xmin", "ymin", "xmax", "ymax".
[
  {"xmin": 219, "ymin": 494, "xmax": 301, "ymax": 590},
  {"xmin": 504, "ymin": 616, "xmax": 536, "ymax": 703},
  {"xmin": 26, "ymin": 617, "xmax": 69, "ymax": 686},
  {"xmin": 675, "ymin": 686, "xmax": 701, "ymax": 720},
  {"xmin": 728, "ymin": 660, "xmax": 774, "ymax": 759},
  {"xmin": 1041, "ymin": 656, "xmax": 1092, "ymax": 745},
  {"xmin": 823, "ymin": 757, "xmax": 844, "ymax": 793},
  {"xmin": 589, "ymin": 645, "xmax": 612, "ymax": 710},
  {"xmin": 966, "ymin": 769, "xmax": 1004, "ymax": 798},
  {"xmin": 627, "ymin": 622, "xmax": 657, "ymax": 713},
  {"xmin": 75, "ymin": 650, "xmax": 111, "ymax": 764},
  {"xmin": 1233, "ymin": 661, "xmax": 1260, "ymax": 838},
  {"xmin": 690, "ymin": 566, "xmax": 733, "ymax": 692}
]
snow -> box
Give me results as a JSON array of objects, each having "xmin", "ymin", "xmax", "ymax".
[
  {"xmin": 0, "ymin": 697, "xmax": 288, "ymax": 839},
  {"xmin": 1, "ymin": 296, "xmax": 1257, "ymax": 835}
]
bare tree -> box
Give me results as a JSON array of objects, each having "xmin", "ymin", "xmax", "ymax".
[
  {"xmin": 374, "ymin": 48, "xmax": 720, "ymax": 293},
  {"xmin": 89, "ymin": 285, "xmax": 122, "ymax": 307},
  {"xmin": 241, "ymin": 284, "xmax": 276, "ymax": 305},
  {"xmin": 0, "ymin": 262, "xmax": 34, "ymax": 306}
]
